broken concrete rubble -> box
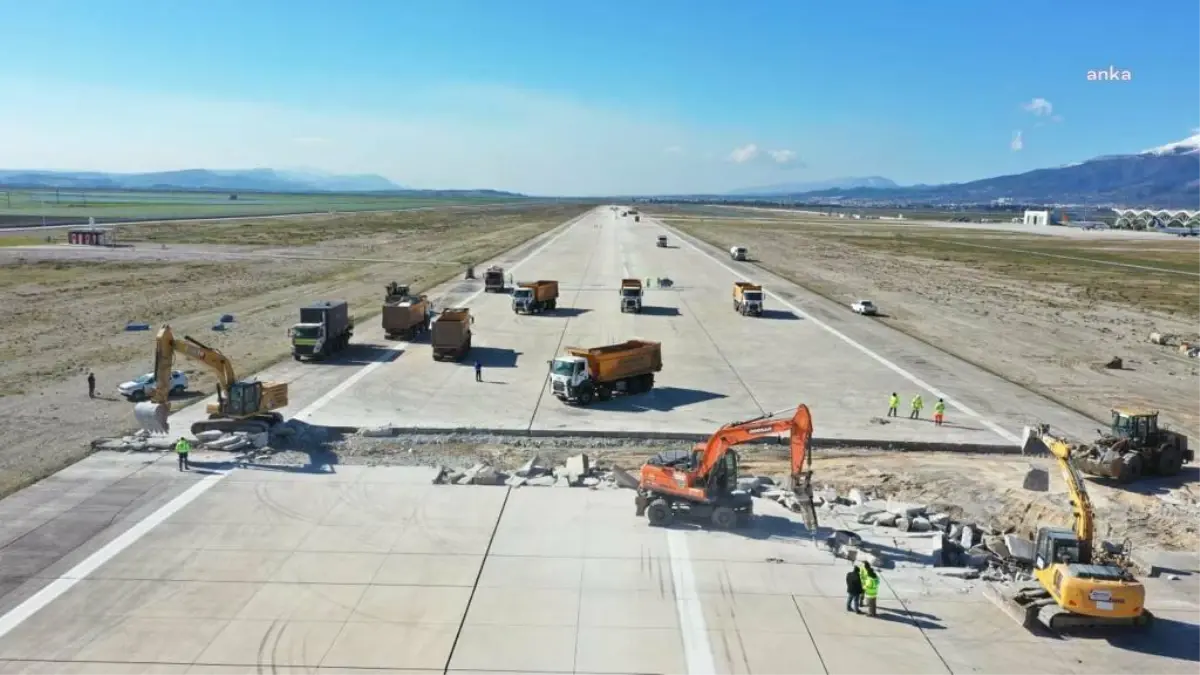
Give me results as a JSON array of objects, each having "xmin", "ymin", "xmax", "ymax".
[
  {"xmin": 848, "ymin": 488, "xmax": 867, "ymax": 505},
  {"xmin": 873, "ymin": 512, "xmax": 898, "ymax": 527},
  {"xmin": 565, "ymin": 453, "xmax": 590, "ymax": 484},
  {"xmin": 887, "ymin": 500, "xmax": 926, "ymax": 518},
  {"xmin": 908, "ymin": 516, "xmax": 932, "ymax": 532},
  {"xmin": 927, "ymin": 513, "xmax": 950, "ymax": 529},
  {"xmin": 1003, "ymin": 534, "xmax": 1035, "ymax": 563},
  {"xmin": 985, "ymin": 535, "xmax": 1011, "ymax": 560},
  {"xmin": 935, "ymin": 567, "xmax": 980, "ymax": 580}
]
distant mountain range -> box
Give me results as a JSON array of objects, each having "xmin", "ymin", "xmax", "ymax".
[
  {"xmin": 728, "ymin": 135, "xmax": 1200, "ymax": 208},
  {"xmin": 728, "ymin": 176, "xmax": 898, "ymax": 196},
  {"xmin": 0, "ymin": 168, "xmax": 410, "ymax": 193}
]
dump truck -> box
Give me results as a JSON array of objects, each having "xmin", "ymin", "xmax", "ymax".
[
  {"xmin": 512, "ymin": 280, "xmax": 559, "ymax": 314},
  {"xmin": 656, "ymin": 235, "xmax": 667, "ymax": 247},
  {"xmin": 431, "ymin": 308, "xmax": 473, "ymax": 361},
  {"xmin": 549, "ymin": 340, "xmax": 662, "ymax": 405},
  {"xmin": 484, "ymin": 266, "xmax": 506, "ymax": 293},
  {"xmin": 635, "ymin": 215, "xmax": 641, "ymax": 222},
  {"xmin": 730, "ymin": 246, "xmax": 748, "ymax": 261},
  {"xmin": 733, "ymin": 282, "xmax": 764, "ymax": 316},
  {"xmin": 290, "ymin": 300, "xmax": 353, "ymax": 361},
  {"xmin": 619, "ymin": 278, "xmax": 644, "ymax": 313},
  {"xmin": 382, "ymin": 283, "xmax": 431, "ymax": 340}
]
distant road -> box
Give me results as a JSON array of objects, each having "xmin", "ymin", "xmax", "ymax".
[{"xmin": 0, "ymin": 200, "xmax": 553, "ymax": 232}]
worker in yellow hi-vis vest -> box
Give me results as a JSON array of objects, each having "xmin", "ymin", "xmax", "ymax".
[
  {"xmin": 909, "ymin": 394, "xmax": 923, "ymax": 420},
  {"xmin": 934, "ymin": 398, "xmax": 946, "ymax": 426},
  {"xmin": 887, "ymin": 392, "xmax": 899, "ymax": 417}
]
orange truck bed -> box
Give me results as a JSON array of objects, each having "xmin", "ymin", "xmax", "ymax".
[
  {"xmin": 566, "ymin": 340, "xmax": 662, "ymax": 383},
  {"xmin": 520, "ymin": 280, "xmax": 559, "ymax": 302},
  {"xmin": 621, "ymin": 278, "xmax": 643, "ymax": 290},
  {"xmin": 733, "ymin": 281, "xmax": 762, "ymax": 300}
]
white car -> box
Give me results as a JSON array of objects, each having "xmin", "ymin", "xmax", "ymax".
[
  {"xmin": 851, "ymin": 300, "xmax": 878, "ymax": 316},
  {"xmin": 118, "ymin": 370, "xmax": 188, "ymax": 400}
]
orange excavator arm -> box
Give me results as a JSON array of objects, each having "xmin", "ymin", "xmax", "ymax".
[{"xmin": 694, "ymin": 405, "xmax": 812, "ymax": 477}]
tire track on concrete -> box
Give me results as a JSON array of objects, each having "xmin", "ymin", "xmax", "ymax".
[{"xmin": 525, "ymin": 216, "xmax": 608, "ymax": 430}]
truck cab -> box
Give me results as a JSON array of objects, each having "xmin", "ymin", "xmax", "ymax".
[
  {"xmin": 483, "ymin": 266, "xmax": 506, "ymax": 293},
  {"xmin": 549, "ymin": 355, "xmax": 590, "ymax": 397},
  {"xmin": 656, "ymin": 235, "xmax": 667, "ymax": 247},
  {"xmin": 511, "ymin": 286, "xmax": 536, "ymax": 312},
  {"xmin": 620, "ymin": 279, "xmax": 643, "ymax": 313},
  {"xmin": 730, "ymin": 246, "xmax": 748, "ymax": 261}
]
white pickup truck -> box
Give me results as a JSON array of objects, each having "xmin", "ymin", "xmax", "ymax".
[{"xmin": 851, "ymin": 300, "xmax": 878, "ymax": 316}]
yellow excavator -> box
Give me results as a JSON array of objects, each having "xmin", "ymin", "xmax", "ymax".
[
  {"xmin": 133, "ymin": 325, "xmax": 289, "ymax": 437},
  {"xmin": 985, "ymin": 427, "xmax": 1152, "ymax": 631}
]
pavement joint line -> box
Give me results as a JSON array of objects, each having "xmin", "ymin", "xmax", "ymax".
[
  {"xmin": 657, "ymin": 217, "xmax": 1023, "ymax": 447},
  {"xmin": 525, "ymin": 215, "xmax": 606, "ymax": 431},
  {"xmin": 675, "ymin": 290, "xmax": 766, "ymax": 417},
  {"xmin": 789, "ymin": 594, "xmax": 831, "ymax": 674},
  {"xmin": 287, "ymin": 210, "xmax": 592, "ymax": 423},
  {"xmin": 0, "ymin": 472, "xmax": 227, "ymax": 640},
  {"xmin": 668, "ymin": 529, "xmax": 717, "ymax": 675}
]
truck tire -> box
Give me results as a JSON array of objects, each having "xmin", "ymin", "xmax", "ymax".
[
  {"xmin": 548, "ymin": 299, "xmax": 557, "ymax": 310},
  {"xmin": 578, "ymin": 388, "xmax": 594, "ymax": 405},
  {"xmin": 293, "ymin": 353, "xmax": 301, "ymax": 361},
  {"xmin": 597, "ymin": 386, "xmax": 612, "ymax": 402},
  {"xmin": 646, "ymin": 499, "xmax": 672, "ymax": 526},
  {"xmin": 1157, "ymin": 445, "xmax": 1183, "ymax": 476}
]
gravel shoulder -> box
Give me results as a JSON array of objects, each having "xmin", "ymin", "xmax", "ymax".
[
  {"xmin": 0, "ymin": 204, "xmax": 592, "ymax": 498},
  {"xmin": 660, "ymin": 210, "xmax": 1200, "ymax": 440}
]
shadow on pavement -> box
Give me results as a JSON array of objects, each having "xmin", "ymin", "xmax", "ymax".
[
  {"xmin": 638, "ymin": 306, "xmax": 681, "ymax": 317},
  {"xmin": 597, "ymin": 387, "xmax": 726, "ymax": 412},
  {"xmin": 1054, "ymin": 615, "xmax": 1200, "ymax": 662},
  {"xmin": 759, "ymin": 309, "xmax": 801, "ymax": 320},
  {"xmin": 544, "ymin": 308, "xmax": 590, "ymax": 318},
  {"xmin": 462, "ymin": 346, "xmax": 521, "ymax": 368},
  {"xmin": 316, "ymin": 344, "xmax": 400, "ymax": 366}
]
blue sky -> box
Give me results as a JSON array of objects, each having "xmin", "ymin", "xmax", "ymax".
[{"xmin": 1, "ymin": 0, "xmax": 1196, "ymax": 195}]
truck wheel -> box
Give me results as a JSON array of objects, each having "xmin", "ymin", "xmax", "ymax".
[
  {"xmin": 711, "ymin": 506, "xmax": 737, "ymax": 529},
  {"xmin": 642, "ymin": 374, "xmax": 655, "ymax": 392},
  {"xmin": 293, "ymin": 354, "xmax": 301, "ymax": 361},
  {"xmin": 1157, "ymin": 445, "xmax": 1183, "ymax": 476},
  {"xmin": 597, "ymin": 387, "xmax": 612, "ymax": 401},
  {"xmin": 578, "ymin": 389, "xmax": 594, "ymax": 405},
  {"xmin": 646, "ymin": 499, "xmax": 672, "ymax": 526}
]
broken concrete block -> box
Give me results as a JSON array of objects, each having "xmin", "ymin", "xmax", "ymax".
[
  {"xmin": 224, "ymin": 438, "xmax": 250, "ymax": 451},
  {"xmin": 554, "ymin": 475, "xmax": 571, "ymax": 488},
  {"xmin": 887, "ymin": 500, "xmax": 927, "ymax": 518},
  {"xmin": 96, "ymin": 439, "xmax": 131, "ymax": 450},
  {"xmin": 249, "ymin": 432, "xmax": 270, "ymax": 449},
  {"xmin": 965, "ymin": 546, "xmax": 991, "ymax": 569},
  {"xmin": 1004, "ymin": 534, "xmax": 1035, "ymax": 563},
  {"xmin": 463, "ymin": 463, "xmax": 503, "ymax": 486},
  {"xmin": 896, "ymin": 517, "xmax": 911, "ymax": 532},
  {"xmin": 848, "ymin": 488, "xmax": 866, "ymax": 505},
  {"xmin": 565, "ymin": 454, "xmax": 590, "ymax": 483},
  {"xmin": 145, "ymin": 436, "xmax": 177, "ymax": 449},
  {"xmin": 854, "ymin": 506, "xmax": 887, "ymax": 524},
  {"xmin": 737, "ymin": 476, "xmax": 772, "ymax": 495},
  {"xmin": 516, "ymin": 455, "xmax": 543, "ymax": 478},
  {"xmin": 812, "ymin": 495, "xmax": 825, "ymax": 507},
  {"xmin": 271, "ymin": 425, "xmax": 296, "ymax": 437},
  {"xmin": 949, "ymin": 523, "xmax": 963, "ymax": 541},
  {"xmin": 984, "ymin": 535, "xmax": 1010, "ymax": 559},
  {"xmin": 960, "ymin": 525, "xmax": 975, "ymax": 549},
  {"xmin": 927, "ymin": 513, "xmax": 950, "ymax": 529},
  {"xmin": 582, "ymin": 476, "xmax": 601, "ymax": 487},
  {"xmin": 505, "ymin": 475, "xmax": 527, "ymax": 487},
  {"xmin": 608, "ymin": 467, "xmax": 639, "ymax": 490},
  {"xmin": 909, "ymin": 516, "xmax": 932, "ymax": 533},
  {"xmin": 195, "ymin": 430, "xmax": 224, "ymax": 443},
  {"xmin": 762, "ymin": 488, "xmax": 789, "ymax": 501},
  {"xmin": 935, "ymin": 567, "xmax": 980, "ymax": 579},
  {"xmin": 824, "ymin": 530, "xmax": 863, "ymax": 553},
  {"xmin": 857, "ymin": 550, "xmax": 883, "ymax": 568},
  {"xmin": 525, "ymin": 476, "xmax": 556, "ymax": 487},
  {"xmin": 815, "ymin": 489, "xmax": 839, "ymax": 504},
  {"xmin": 432, "ymin": 465, "xmax": 449, "ymax": 484},
  {"xmin": 358, "ymin": 424, "xmax": 395, "ymax": 438},
  {"xmin": 873, "ymin": 511, "xmax": 899, "ymax": 527}
]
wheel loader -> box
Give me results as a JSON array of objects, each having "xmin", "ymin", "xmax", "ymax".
[
  {"xmin": 1027, "ymin": 408, "xmax": 1191, "ymax": 484},
  {"xmin": 984, "ymin": 427, "xmax": 1151, "ymax": 632},
  {"xmin": 133, "ymin": 325, "xmax": 288, "ymax": 437}
]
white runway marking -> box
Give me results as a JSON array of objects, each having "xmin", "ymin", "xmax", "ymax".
[{"xmin": 668, "ymin": 530, "xmax": 717, "ymax": 675}]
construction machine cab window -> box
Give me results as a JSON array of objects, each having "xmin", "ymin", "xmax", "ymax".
[
  {"xmin": 1112, "ymin": 410, "xmax": 1156, "ymax": 440},
  {"xmin": 512, "ymin": 288, "xmax": 533, "ymax": 299},
  {"xmin": 551, "ymin": 359, "xmax": 581, "ymax": 377},
  {"xmin": 744, "ymin": 291, "xmax": 763, "ymax": 302},
  {"xmin": 621, "ymin": 288, "xmax": 640, "ymax": 297}
]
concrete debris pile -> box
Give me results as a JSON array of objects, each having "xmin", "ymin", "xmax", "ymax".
[
  {"xmin": 1148, "ymin": 331, "xmax": 1200, "ymax": 358},
  {"xmin": 91, "ymin": 418, "xmax": 322, "ymax": 454},
  {"xmin": 91, "ymin": 429, "xmax": 177, "ymax": 452},
  {"xmin": 761, "ymin": 482, "xmax": 1037, "ymax": 580},
  {"xmin": 432, "ymin": 453, "xmax": 641, "ymax": 490}
]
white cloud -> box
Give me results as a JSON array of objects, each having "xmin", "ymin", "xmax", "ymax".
[
  {"xmin": 768, "ymin": 149, "xmax": 797, "ymax": 164},
  {"xmin": 1021, "ymin": 98, "xmax": 1053, "ymax": 116},
  {"xmin": 728, "ymin": 144, "xmax": 759, "ymax": 163},
  {"xmin": 1011, "ymin": 130, "xmax": 1024, "ymax": 151}
]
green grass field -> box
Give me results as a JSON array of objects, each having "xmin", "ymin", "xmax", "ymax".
[{"xmin": 0, "ymin": 188, "xmax": 527, "ymax": 225}]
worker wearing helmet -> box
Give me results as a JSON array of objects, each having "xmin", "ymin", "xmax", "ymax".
[
  {"xmin": 909, "ymin": 394, "xmax": 923, "ymax": 420},
  {"xmin": 934, "ymin": 399, "xmax": 946, "ymax": 426},
  {"xmin": 175, "ymin": 437, "xmax": 192, "ymax": 471},
  {"xmin": 858, "ymin": 560, "xmax": 880, "ymax": 617}
]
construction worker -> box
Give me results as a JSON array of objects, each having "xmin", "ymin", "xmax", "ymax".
[
  {"xmin": 859, "ymin": 561, "xmax": 880, "ymax": 617},
  {"xmin": 845, "ymin": 562, "xmax": 863, "ymax": 614},
  {"xmin": 909, "ymin": 394, "xmax": 923, "ymax": 420},
  {"xmin": 934, "ymin": 398, "xmax": 946, "ymax": 426},
  {"xmin": 474, "ymin": 359, "xmax": 483, "ymax": 382},
  {"xmin": 887, "ymin": 392, "xmax": 898, "ymax": 417},
  {"xmin": 87, "ymin": 372, "xmax": 96, "ymax": 398},
  {"xmin": 175, "ymin": 437, "xmax": 191, "ymax": 471}
]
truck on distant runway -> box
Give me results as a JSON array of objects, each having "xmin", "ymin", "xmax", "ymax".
[
  {"xmin": 484, "ymin": 266, "xmax": 507, "ymax": 293},
  {"xmin": 730, "ymin": 246, "xmax": 748, "ymax": 261},
  {"xmin": 657, "ymin": 235, "xmax": 667, "ymax": 247},
  {"xmin": 382, "ymin": 282, "xmax": 431, "ymax": 339},
  {"xmin": 512, "ymin": 280, "xmax": 559, "ymax": 314},
  {"xmin": 431, "ymin": 308, "xmax": 473, "ymax": 361},
  {"xmin": 549, "ymin": 340, "xmax": 662, "ymax": 405},
  {"xmin": 620, "ymin": 278, "xmax": 644, "ymax": 313},
  {"xmin": 290, "ymin": 300, "xmax": 353, "ymax": 361},
  {"xmin": 733, "ymin": 282, "xmax": 764, "ymax": 316}
]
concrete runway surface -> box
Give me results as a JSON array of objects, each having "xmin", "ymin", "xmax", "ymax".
[
  {"xmin": 166, "ymin": 206, "xmax": 1099, "ymax": 445},
  {"xmin": 0, "ymin": 207, "xmax": 1196, "ymax": 673},
  {"xmin": 0, "ymin": 453, "xmax": 1195, "ymax": 674}
]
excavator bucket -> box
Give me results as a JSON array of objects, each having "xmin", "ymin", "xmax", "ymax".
[
  {"xmin": 1021, "ymin": 425, "xmax": 1051, "ymax": 456},
  {"xmin": 134, "ymin": 401, "xmax": 170, "ymax": 435},
  {"xmin": 1022, "ymin": 467, "xmax": 1050, "ymax": 492}
]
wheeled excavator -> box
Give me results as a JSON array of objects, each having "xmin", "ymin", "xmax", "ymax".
[
  {"xmin": 984, "ymin": 427, "xmax": 1151, "ymax": 632},
  {"xmin": 634, "ymin": 405, "xmax": 817, "ymax": 531},
  {"xmin": 133, "ymin": 325, "xmax": 289, "ymax": 437}
]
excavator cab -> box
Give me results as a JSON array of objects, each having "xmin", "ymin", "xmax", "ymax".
[
  {"xmin": 226, "ymin": 381, "xmax": 263, "ymax": 417},
  {"xmin": 1033, "ymin": 527, "xmax": 1087, "ymax": 570}
]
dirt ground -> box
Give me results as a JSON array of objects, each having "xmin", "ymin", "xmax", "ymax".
[
  {"xmin": 660, "ymin": 210, "xmax": 1200, "ymax": 440},
  {"xmin": 0, "ymin": 204, "xmax": 591, "ymax": 498}
]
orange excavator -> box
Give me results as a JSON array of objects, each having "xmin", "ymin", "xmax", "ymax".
[{"xmin": 634, "ymin": 405, "xmax": 817, "ymax": 530}]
